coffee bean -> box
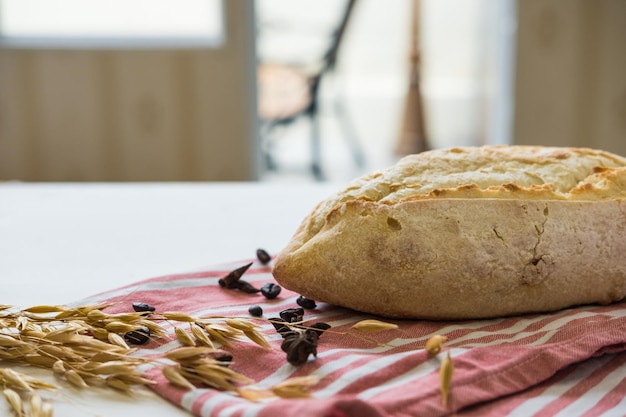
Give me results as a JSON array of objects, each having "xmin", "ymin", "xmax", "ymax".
[
  {"xmin": 132, "ymin": 302, "xmax": 155, "ymax": 313},
  {"xmin": 248, "ymin": 305, "xmax": 263, "ymax": 317},
  {"xmin": 296, "ymin": 296, "xmax": 317, "ymax": 309},
  {"xmin": 256, "ymin": 248, "xmax": 271, "ymax": 265},
  {"xmin": 124, "ymin": 327, "xmax": 151, "ymax": 345},
  {"xmin": 261, "ymin": 283, "xmax": 282, "ymax": 299},
  {"xmin": 279, "ymin": 307, "xmax": 304, "ymax": 323},
  {"xmin": 214, "ymin": 353, "xmax": 233, "ymax": 366}
]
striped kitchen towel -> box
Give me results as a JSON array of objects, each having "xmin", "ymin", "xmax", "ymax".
[{"xmin": 79, "ymin": 257, "xmax": 626, "ymax": 417}]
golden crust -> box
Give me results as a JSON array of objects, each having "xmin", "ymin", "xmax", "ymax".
[{"xmin": 272, "ymin": 145, "xmax": 626, "ymax": 319}]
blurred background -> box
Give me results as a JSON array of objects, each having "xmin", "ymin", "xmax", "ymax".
[{"xmin": 0, "ymin": 0, "xmax": 624, "ymax": 183}]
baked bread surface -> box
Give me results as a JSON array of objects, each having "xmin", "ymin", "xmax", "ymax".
[{"xmin": 272, "ymin": 145, "xmax": 626, "ymax": 319}]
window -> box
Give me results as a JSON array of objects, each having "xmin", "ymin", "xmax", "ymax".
[{"xmin": 0, "ymin": 0, "xmax": 224, "ymax": 47}]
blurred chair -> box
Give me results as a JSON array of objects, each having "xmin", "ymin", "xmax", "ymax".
[{"xmin": 256, "ymin": 0, "xmax": 364, "ymax": 181}]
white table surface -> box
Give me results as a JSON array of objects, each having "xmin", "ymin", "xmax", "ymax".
[{"xmin": 0, "ymin": 181, "xmax": 341, "ymax": 417}]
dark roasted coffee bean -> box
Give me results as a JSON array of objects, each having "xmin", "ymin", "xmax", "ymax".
[
  {"xmin": 296, "ymin": 296, "xmax": 317, "ymax": 309},
  {"xmin": 132, "ymin": 302, "xmax": 155, "ymax": 313},
  {"xmin": 235, "ymin": 280, "xmax": 260, "ymax": 294},
  {"xmin": 248, "ymin": 305, "xmax": 263, "ymax": 317},
  {"xmin": 309, "ymin": 322, "xmax": 331, "ymax": 336},
  {"xmin": 279, "ymin": 307, "xmax": 304, "ymax": 323},
  {"xmin": 214, "ymin": 353, "xmax": 233, "ymax": 366},
  {"xmin": 218, "ymin": 262, "xmax": 253, "ymax": 288},
  {"xmin": 256, "ymin": 248, "xmax": 271, "ymax": 265},
  {"xmin": 124, "ymin": 327, "xmax": 151, "ymax": 345},
  {"xmin": 260, "ymin": 282, "xmax": 282, "ymax": 299}
]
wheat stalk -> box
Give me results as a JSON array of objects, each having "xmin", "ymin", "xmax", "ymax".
[
  {"xmin": 1, "ymin": 300, "xmax": 455, "ymax": 415},
  {"xmin": 0, "ymin": 302, "xmax": 324, "ymax": 415}
]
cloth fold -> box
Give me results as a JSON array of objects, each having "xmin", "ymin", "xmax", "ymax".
[{"xmin": 80, "ymin": 258, "xmax": 626, "ymax": 417}]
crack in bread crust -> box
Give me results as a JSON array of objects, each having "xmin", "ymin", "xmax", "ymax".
[{"xmin": 522, "ymin": 204, "xmax": 550, "ymax": 286}]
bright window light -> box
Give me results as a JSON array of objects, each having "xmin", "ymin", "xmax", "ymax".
[{"xmin": 0, "ymin": 0, "xmax": 224, "ymax": 46}]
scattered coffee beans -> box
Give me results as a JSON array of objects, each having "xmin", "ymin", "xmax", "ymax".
[{"xmin": 269, "ymin": 310, "xmax": 332, "ymax": 366}]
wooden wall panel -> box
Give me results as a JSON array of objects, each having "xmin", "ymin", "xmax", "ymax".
[
  {"xmin": 0, "ymin": 51, "xmax": 26, "ymax": 180},
  {"xmin": 514, "ymin": 0, "xmax": 587, "ymax": 147},
  {"xmin": 192, "ymin": 3, "xmax": 259, "ymax": 181},
  {"xmin": 514, "ymin": 0, "xmax": 626, "ymax": 156},
  {"xmin": 193, "ymin": 52, "xmax": 258, "ymax": 180},
  {"xmin": 0, "ymin": 1, "xmax": 258, "ymax": 181},
  {"xmin": 110, "ymin": 52, "xmax": 182, "ymax": 181},
  {"xmin": 588, "ymin": 0, "xmax": 626, "ymax": 154},
  {"xmin": 31, "ymin": 51, "xmax": 107, "ymax": 180}
]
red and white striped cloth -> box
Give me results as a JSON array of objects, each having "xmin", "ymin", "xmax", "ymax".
[{"xmin": 78, "ymin": 258, "xmax": 626, "ymax": 417}]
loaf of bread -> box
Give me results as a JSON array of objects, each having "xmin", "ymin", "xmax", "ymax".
[{"xmin": 272, "ymin": 145, "xmax": 626, "ymax": 319}]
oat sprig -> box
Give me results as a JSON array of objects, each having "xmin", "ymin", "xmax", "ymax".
[
  {"xmin": 425, "ymin": 335, "xmax": 448, "ymax": 356},
  {"xmin": 440, "ymin": 351, "xmax": 454, "ymax": 407},
  {"xmin": 1, "ymin": 299, "xmax": 456, "ymax": 414},
  {"xmin": 351, "ymin": 319, "xmax": 399, "ymax": 333},
  {"xmin": 0, "ymin": 302, "xmax": 319, "ymax": 415}
]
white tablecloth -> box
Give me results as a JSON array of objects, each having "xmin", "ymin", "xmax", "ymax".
[{"xmin": 0, "ymin": 181, "xmax": 339, "ymax": 417}]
